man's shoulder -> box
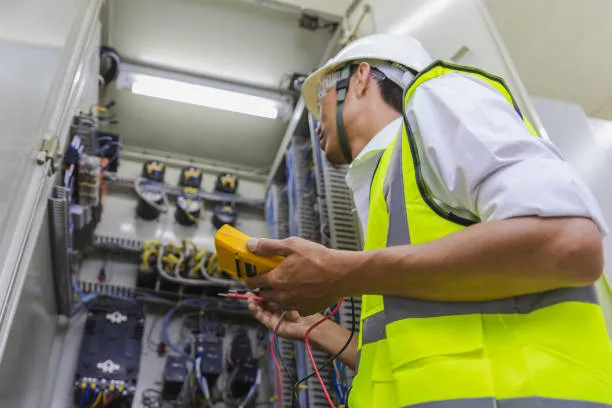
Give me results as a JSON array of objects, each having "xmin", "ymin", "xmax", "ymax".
[{"xmin": 415, "ymin": 70, "xmax": 498, "ymax": 97}]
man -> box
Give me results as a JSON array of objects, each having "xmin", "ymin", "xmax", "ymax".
[{"xmin": 246, "ymin": 34, "xmax": 612, "ymax": 407}]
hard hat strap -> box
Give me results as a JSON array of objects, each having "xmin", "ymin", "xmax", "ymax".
[{"xmin": 335, "ymin": 66, "xmax": 354, "ymax": 164}]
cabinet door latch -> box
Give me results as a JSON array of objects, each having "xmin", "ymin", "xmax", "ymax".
[{"xmin": 36, "ymin": 136, "xmax": 61, "ymax": 174}]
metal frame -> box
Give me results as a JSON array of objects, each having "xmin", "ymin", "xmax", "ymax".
[
  {"xmin": 307, "ymin": 113, "xmax": 362, "ymax": 389},
  {"xmin": 266, "ymin": 184, "xmax": 290, "ymax": 240},
  {"xmin": 48, "ymin": 186, "xmax": 74, "ymax": 316},
  {"xmin": 107, "ymin": 176, "xmax": 265, "ymax": 208},
  {"xmin": 265, "ymin": 98, "xmax": 306, "ymax": 191},
  {"xmin": 121, "ymin": 147, "xmax": 269, "ymax": 183},
  {"xmin": 231, "ymin": 0, "xmax": 345, "ymax": 22}
]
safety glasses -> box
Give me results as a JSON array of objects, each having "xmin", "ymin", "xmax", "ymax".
[{"xmin": 317, "ymin": 65, "xmax": 388, "ymax": 111}]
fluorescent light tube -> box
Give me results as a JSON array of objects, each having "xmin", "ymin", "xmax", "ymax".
[{"xmin": 130, "ymin": 74, "xmax": 280, "ymax": 119}]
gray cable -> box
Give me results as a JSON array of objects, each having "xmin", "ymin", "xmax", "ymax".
[
  {"xmin": 134, "ymin": 177, "xmax": 169, "ymax": 212},
  {"xmin": 157, "ymin": 246, "xmax": 237, "ymax": 288}
]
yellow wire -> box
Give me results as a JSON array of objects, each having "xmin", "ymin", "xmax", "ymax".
[
  {"xmin": 140, "ymin": 248, "xmax": 159, "ymax": 270},
  {"xmin": 182, "ymin": 238, "xmax": 198, "ymax": 254},
  {"xmin": 207, "ymin": 253, "xmax": 219, "ymax": 276},
  {"xmin": 91, "ymin": 391, "xmax": 103, "ymax": 408},
  {"xmin": 189, "ymin": 261, "xmax": 203, "ymax": 277},
  {"xmin": 194, "ymin": 249, "xmax": 209, "ymax": 263},
  {"xmin": 143, "ymin": 240, "xmax": 161, "ymax": 250},
  {"xmin": 162, "ymin": 254, "xmax": 178, "ymax": 265}
]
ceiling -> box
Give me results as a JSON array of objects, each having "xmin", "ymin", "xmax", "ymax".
[
  {"xmin": 105, "ymin": 0, "xmax": 612, "ymax": 173},
  {"xmin": 242, "ymin": 0, "xmax": 354, "ymax": 20},
  {"xmin": 105, "ymin": 0, "xmax": 336, "ymax": 169},
  {"xmin": 484, "ymin": 0, "xmax": 612, "ymax": 120}
]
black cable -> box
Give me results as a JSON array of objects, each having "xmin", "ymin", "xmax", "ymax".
[
  {"xmin": 274, "ymin": 311, "xmax": 296, "ymax": 381},
  {"xmin": 100, "ymin": 46, "xmax": 121, "ymax": 87},
  {"xmin": 292, "ymin": 297, "xmax": 356, "ymax": 407}
]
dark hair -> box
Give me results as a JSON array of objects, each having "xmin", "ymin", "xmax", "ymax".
[{"xmin": 377, "ymin": 77, "xmax": 404, "ymax": 114}]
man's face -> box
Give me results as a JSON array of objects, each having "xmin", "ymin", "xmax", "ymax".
[{"xmin": 317, "ymin": 84, "xmax": 347, "ymax": 165}]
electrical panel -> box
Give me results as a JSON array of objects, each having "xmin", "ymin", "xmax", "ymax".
[
  {"xmin": 263, "ymin": 104, "xmax": 363, "ymax": 407},
  {"xmin": 44, "ymin": 104, "xmax": 271, "ymax": 408},
  {"xmin": 73, "ymin": 298, "xmax": 145, "ymax": 406}
]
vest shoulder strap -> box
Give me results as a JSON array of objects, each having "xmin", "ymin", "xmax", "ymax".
[{"xmin": 404, "ymin": 60, "xmax": 539, "ymax": 137}]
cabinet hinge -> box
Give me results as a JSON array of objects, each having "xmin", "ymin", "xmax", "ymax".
[{"xmin": 36, "ymin": 135, "xmax": 61, "ymax": 174}]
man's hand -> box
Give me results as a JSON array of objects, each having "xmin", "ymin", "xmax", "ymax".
[
  {"xmin": 247, "ymin": 298, "xmax": 323, "ymax": 341},
  {"xmin": 247, "ymin": 297, "xmax": 360, "ymax": 370},
  {"xmin": 245, "ymin": 237, "xmax": 346, "ymax": 315}
]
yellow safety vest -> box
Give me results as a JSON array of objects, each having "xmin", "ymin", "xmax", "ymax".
[{"xmin": 348, "ymin": 61, "xmax": 612, "ymax": 408}]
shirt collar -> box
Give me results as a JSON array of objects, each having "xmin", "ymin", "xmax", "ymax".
[{"xmin": 351, "ymin": 117, "xmax": 403, "ymax": 167}]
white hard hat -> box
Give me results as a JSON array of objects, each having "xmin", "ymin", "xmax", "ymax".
[{"xmin": 302, "ymin": 34, "xmax": 433, "ymax": 120}]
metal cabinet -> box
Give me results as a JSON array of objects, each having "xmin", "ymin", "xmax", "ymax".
[{"xmin": 0, "ymin": 1, "xmax": 103, "ymax": 406}]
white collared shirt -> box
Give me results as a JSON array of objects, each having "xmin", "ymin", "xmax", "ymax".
[{"xmin": 346, "ymin": 73, "xmax": 608, "ymax": 238}]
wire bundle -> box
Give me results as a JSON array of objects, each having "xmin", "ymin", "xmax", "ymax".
[
  {"xmin": 139, "ymin": 239, "xmax": 238, "ymax": 289},
  {"xmin": 269, "ymin": 298, "xmax": 356, "ymax": 408},
  {"xmin": 160, "ymin": 300, "xmax": 263, "ymax": 408},
  {"xmin": 78, "ymin": 386, "xmax": 124, "ymax": 408}
]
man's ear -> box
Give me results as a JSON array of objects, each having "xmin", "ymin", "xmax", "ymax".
[{"xmin": 351, "ymin": 62, "xmax": 372, "ymax": 99}]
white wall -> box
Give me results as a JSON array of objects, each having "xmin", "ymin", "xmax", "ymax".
[
  {"xmin": 484, "ymin": 0, "xmax": 612, "ymax": 121},
  {"xmin": 0, "ymin": 0, "xmax": 86, "ymax": 46},
  {"xmin": 105, "ymin": 0, "xmax": 334, "ymax": 169},
  {"xmin": 532, "ymin": 97, "xmax": 612, "ymax": 331},
  {"xmin": 108, "ymin": 0, "xmax": 332, "ymax": 89},
  {"xmin": 589, "ymin": 118, "xmax": 612, "ymax": 155}
]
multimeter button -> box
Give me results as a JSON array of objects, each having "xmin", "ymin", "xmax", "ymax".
[
  {"xmin": 234, "ymin": 259, "xmax": 242, "ymax": 277},
  {"xmin": 244, "ymin": 262, "xmax": 257, "ymax": 277}
]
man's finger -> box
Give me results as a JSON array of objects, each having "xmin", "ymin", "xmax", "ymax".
[
  {"xmin": 258, "ymin": 289, "xmax": 281, "ymax": 305},
  {"xmin": 246, "ymin": 238, "xmax": 293, "ymax": 257},
  {"xmin": 245, "ymin": 273, "xmax": 273, "ymax": 290}
]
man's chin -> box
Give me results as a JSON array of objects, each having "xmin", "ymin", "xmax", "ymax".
[{"xmin": 324, "ymin": 150, "xmax": 345, "ymax": 166}]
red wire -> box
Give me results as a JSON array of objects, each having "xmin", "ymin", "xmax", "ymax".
[
  {"xmin": 270, "ymin": 332, "xmax": 283, "ymax": 408},
  {"xmin": 305, "ymin": 299, "xmax": 343, "ymax": 408}
]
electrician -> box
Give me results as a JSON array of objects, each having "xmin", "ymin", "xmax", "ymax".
[{"xmin": 246, "ymin": 34, "xmax": 612, "ymax": 407}]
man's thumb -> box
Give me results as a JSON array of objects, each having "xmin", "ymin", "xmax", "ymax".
[{"xmin": 247, "ymin": 238, "xmax": 290, "ymax": 257}]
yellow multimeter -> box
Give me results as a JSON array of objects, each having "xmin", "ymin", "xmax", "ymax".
[{"xmin": 214, "ymin": 225, "xmax": 285, "ymax": 281}]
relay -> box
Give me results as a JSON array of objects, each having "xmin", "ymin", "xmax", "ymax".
[
  {"xmin": 162, "ymin": 356, "xmax": 187, "ymax": 401},
  {"xmin": 197, "ymin": 335, "xmax": 224, "ymax": 380},
  {"xmin": 229, "ymin": 356, "xmax": 258, "ymax": 399},
  {"xmin": 228, "ymin": 330, "xmax": 258, "ymax": 398}
]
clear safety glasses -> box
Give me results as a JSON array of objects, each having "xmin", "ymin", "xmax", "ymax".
[{"xmin": 317, "ymin": 65, "xmax": 388, "ymax": 110}]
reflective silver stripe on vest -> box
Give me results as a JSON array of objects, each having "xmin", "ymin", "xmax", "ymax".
[
  {"xmin": 499, "ymin": 398, "xmax": 612, "ymax": 408},
  {"xmin": 384, "ymin": 285, "xmax": 598, "ymax": 320},
  {"xmin": 361, "ymin": 311, "xmax": 386, "ymax": 345},
  {"xmin": 384, "ymin": 130, "xmax": 411, "ymax": 247},
  {"xmin": 403, "ymin": 398, "xmax": 611, "ymax": 408},
  {"xmin": 354, "ymin": 350, "xmax": 361, "ymax": 371},
  {"xmin": 380, "ymin": 126, "xmax": 599, "ymax": 323},
  {"xmin": 404, "ymin": 399, "xmax": 495, "ymax": 408}
]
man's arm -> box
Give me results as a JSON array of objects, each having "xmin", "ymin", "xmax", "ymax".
[
  {"xmin": 310, "ymin": 320, "xmax": 358, "ymax": 370},
  {"xmin": 336, "ymin": 216, "xmax": 603, "ymax": 302},
  {"xmin": 246, "ymin": 298, "xmax": 358, "ymax": 369},
  {"xmin": 246, "ymin": 75, "xmax": 607, "ymax": 314},
  {"xmin": 246, "ymin": 216, "xmax": 602, "ymax": 314}
]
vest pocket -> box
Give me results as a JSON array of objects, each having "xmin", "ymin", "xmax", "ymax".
[
  {"xmin": 385, "ymin": 313, "xmax": 484, "ymax": 370},
  {"xmin": 385, "ymin": 314, "xmax": 493, "ymax": 406}
]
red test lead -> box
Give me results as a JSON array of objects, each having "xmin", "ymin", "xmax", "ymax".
[{"xmin": 218, "ymin": 293, "xmax": 265, "ymax": 302}]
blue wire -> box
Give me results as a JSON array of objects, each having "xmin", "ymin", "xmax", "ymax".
[
  {"xmin": 238, "ymin": 370, "xmax": 260, "ymax": 408},
  {"xmin": 80, "ymin": 388, "xmax": 89, "ymax": 407},
  {"xmin": 332, "ymin": 365, "xmax": 348, "ymax": 404},
  {"xmin": 161, "ymin": 299, "xmax": 216, "ymax": 361},
  {"xmin": 71, "ymin": 281, "xmax": 143, "ymax": 318}
]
